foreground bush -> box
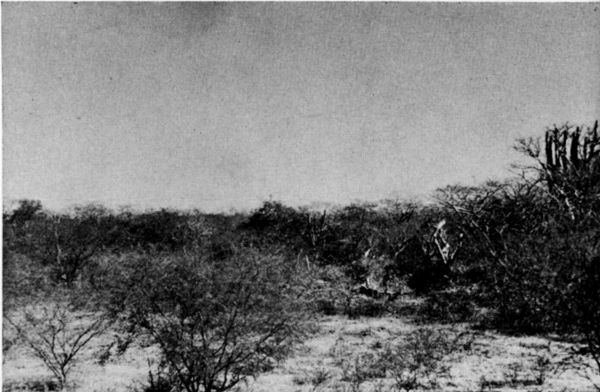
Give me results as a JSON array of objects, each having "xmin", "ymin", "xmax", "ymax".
[
  {"xmin": 3, "ymin": 286, "xmax": 112, "ymax": 391},
  {"xmin": 110, "ymin": 248, "xmax": 310, "ymax": 392}
]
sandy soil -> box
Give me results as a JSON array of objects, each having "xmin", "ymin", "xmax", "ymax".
[{"xmin": 3, "ymin": 314, "xmax": 600, "ymax": 392}]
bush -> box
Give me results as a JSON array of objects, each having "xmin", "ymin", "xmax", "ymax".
[
  {"xmin": 434, "ymin": 121, "xmax": 600, "ymax": 379},
  {"xmin": 240, "ymin": 201, "xmax": 429, "ymax": 290},
  {"xmin": 112, "ymin": 248, "xmax": 310, "ymax": 392},
  {"xmin": 304, "ymin": 265, "xmax": 354, "ymax": 317},
  {"xmin": 4, "ymin": 203, "xmax": 116, "ymax": 286},
  {"xmin": 330, "ymin": 328, "xmax": 459, "ymax": 392},
  {"xmin": 405, "ymin": 258, "xmax": 450, "ymax": 295},
  {"xmin": 315, "ymin": 298, "xmax": 338, "ymax": 316},
  {"xmin": 574, "ymin": 256, "xmax": 600, "ymax": 375},
  {"xmin": 3, "ymin": 286, "xmax": 112, "ymax": 390},
  {"xmin": 133, "ymin": 367, "xmax": 174, "ymax": 392},
  {"xmin": 436, "ymin": 177, "xmax": 597, "ymax": 333},
  {"xmin": 418, "ymin": 287, "xmax": 477, "ymax": 323},
  {"xmin": 379, "ymin": 328, "xmax": 454, "ymax": 392},
  {"xmin": 339, "ymin": 352, "xmax": 386, "ymax": 392},
  {"xmin": 344, "ymin": 297, "xmax": 388, "ymax": 319},
  {"xmin": 3, "ymin": 378, "xmax": 60, "ymax": 392}
]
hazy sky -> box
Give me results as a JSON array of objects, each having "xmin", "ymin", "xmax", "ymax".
[{"xmin": 3, "ymin": 3, "xmax": 600, "ymax": 212}]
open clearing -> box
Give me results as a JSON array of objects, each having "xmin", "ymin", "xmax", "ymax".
[{"xmin": 4, "ymin": 309, "xmax": 599, "ymax": 392}]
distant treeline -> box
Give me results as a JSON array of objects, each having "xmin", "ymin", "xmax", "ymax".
[
  {"xmin": 3, "ymin": 197, "xmax": 445, "ymax": 287},
  {"xmin": 4, "ymin": 121, "xmax": 600, "ymax": 336}
]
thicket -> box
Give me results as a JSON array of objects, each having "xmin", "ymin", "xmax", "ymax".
[
  {"xmin": 3, "ymin": 120, "xmax": 599, "ymax": 389},
  {"xmin": 239, "ymin": 200, "xmax": 449, "ymax": 292},
  {"xmin": 3, "ymin": 206, "xmax": 311, "ymax": 391},
  {"xmin": 3, "ymin": 198, "xmax": 450, "ymax": 306},
  {"xmin": 434, "ymin": 122, "xmax": 599, "ymax": 335}
]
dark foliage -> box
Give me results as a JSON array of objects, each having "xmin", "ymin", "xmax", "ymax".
[
  {"xmin": 417, "ymin": 287, "xmax": 478, "ymax": 324},
  {"xmin": 433, "ymin": 121, "xmax": 599, "ymax": 344},
  {"xmin": 3, "ymin": 203, "xmax": 116, "ymax": 286},
  {"xmin": 240, "ymin": 200, "xmax": 441, "ymax": 291}
]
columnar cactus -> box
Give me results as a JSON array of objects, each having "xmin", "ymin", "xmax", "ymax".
[{"xmin": 542, "ymin": 121, "xmax": 600, "ymax": 220}]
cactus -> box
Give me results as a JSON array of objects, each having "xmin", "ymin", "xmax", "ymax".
[{"xmin": 542, "ymin": 121, "xmax": 600, "ymax": 220}]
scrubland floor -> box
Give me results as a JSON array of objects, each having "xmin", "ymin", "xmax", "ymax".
[{"xmin": 4, "ymin": 310, "xmax": 600, "ymax": 392}]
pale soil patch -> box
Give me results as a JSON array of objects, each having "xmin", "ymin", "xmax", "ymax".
[
  {"xmin": 245, "ymin": 317, "xmax": 600, "ymax": 392},
  {"xmin": 3, "ymin": 315, "xmax": 599, "ymax": 392}
]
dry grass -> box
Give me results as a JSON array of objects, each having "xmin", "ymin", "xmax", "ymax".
[{"xmin": 4, "ymin": 313, "xmax": 600, "ymax": 392}]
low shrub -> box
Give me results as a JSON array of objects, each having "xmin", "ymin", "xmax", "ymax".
[
  {"xmin": 417, "ymin": 287, "xmax": 478, "ymax": 323},
  {"xmin": 315, "ymin": 298, "xmax": 338, "ymax": 315},
  {"xmin": 379, "ymin": 328, "xmax": 455, "ymax": 392},
  {"xmin": 3, "ymin": 286, "xmax": 112, "ymax": 391},
  {"xmin": 338, "ymin": 352, "xmax": 386, "ymax": 392},
  {"xmin": 3, "ymin": 378, "xmax": 60, "ymax": 392},
  {"xmin": 344, "ymin": 297, "xmax": 388, "ymax": 319}
]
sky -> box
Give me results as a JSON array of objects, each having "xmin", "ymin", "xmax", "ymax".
[{"xmin": 3, "ymin": 2, "xmax": 600, "ymax": 213}]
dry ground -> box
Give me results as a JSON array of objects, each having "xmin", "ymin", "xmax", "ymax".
[{"xmin": 3, "ymin": 310, "xmax": 600, "ymax": 392}]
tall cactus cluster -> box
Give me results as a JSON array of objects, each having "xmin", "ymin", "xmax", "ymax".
[{"xmin": 543, "ymin": 121, "xmax": 600, "ymax": 220}]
